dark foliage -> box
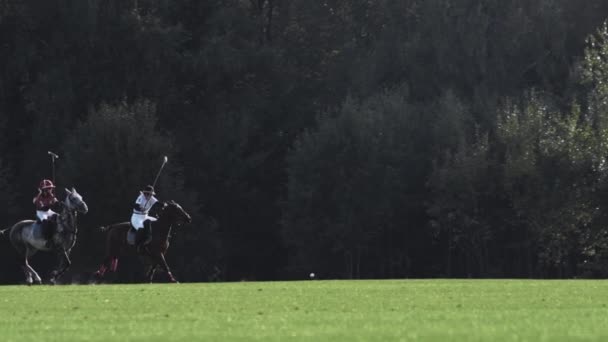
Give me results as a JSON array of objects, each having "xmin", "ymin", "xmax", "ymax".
[{"xmin": 2, "ymin": 0, "xmax": 608, "ymax": 283}]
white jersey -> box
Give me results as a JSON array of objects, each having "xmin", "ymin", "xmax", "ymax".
[
  {"xmin": 133, "ymin": 193, "xmax": 158, "ymax": 215},
  {"xmin": 131, "ymin": 192, "xmax": 158, "ymax": 230}
]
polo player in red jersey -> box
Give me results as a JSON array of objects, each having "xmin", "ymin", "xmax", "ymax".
[{"xmin": 33, "ymin": 179, "xmax": 60, "ymax": 248}]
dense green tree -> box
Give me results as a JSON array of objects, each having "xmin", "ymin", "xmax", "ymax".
[
  {"xmin": 2, "ymin": 1, "xmax": 608, "ymax": 282},
  {"xmin": 284, "ymin": 89, "xmax": 434, "ymax": 278},
  {"xmin": 426, "ymin": 92, "xmax": 501, "ymax": 277},
  {"xmin": 58, "ymin": 100, "xmax": 219, "ymax": 281}
]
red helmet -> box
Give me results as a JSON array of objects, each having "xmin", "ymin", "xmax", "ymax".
[{"xmin": 39, "ymin": 179, "xmax": 55, "ymax": 190}]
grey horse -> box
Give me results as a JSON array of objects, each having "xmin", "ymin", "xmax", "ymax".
[{"xmin": 0, "ymin": 188, "xmax": 88, "ymax": 285}]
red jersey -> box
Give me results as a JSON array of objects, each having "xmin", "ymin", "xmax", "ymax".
[{"xmin": 33, "ymin": 192, "xmax": 58, "ymax": 210}]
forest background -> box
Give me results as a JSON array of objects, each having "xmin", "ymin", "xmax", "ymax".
[{"xmin": 2, "ymin": 1, "xmax": 608, "ymax": 283}]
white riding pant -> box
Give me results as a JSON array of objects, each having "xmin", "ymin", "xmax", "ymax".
[
  {"xmin": 130, "ymin": 213, "xmax": 157, "ymax": 230},
  {"xmin": 36, "ymin": 210, "xmax": 56, "ymax": 222}
]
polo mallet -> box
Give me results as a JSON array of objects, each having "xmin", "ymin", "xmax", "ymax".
[
  {"xmin": 152, "ymin": 156, "xmax": 169, "ymax": 189},
  {"xmin": 142, "ymin": 156, "xmax": 168, "ymax": 210},
  {"xmin": 48, "ymin": 151, "xmax": 59, "ymax": 183}
]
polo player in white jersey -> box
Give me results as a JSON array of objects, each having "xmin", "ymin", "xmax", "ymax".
[{"xmin": 131, "ymin": 185, "xmax": 158, "ymax": 249}]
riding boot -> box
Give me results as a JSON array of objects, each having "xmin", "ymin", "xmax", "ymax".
[
  {"xmin": 143, "ymin": 220, "xmax": 152, "ymax": 245},
  {"xmin": 135, "ymin": 228, "xmax": 146, "ymax": 253},
  {"xmin": 45, "ymin": 236, "xmax": 55, "ymax": 249},
  {"xmin": 44, "ymin": 221, "xmax": 55, "ymax": 249}
]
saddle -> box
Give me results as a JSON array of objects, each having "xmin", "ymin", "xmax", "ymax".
[
  {"xmin": 127, "ymin": 224, "xmax": 153, "ymax": 246},
  {"xmin": 31, "ymin": 222, "xmax": 47, "ymax": 240},
  {"xmin": 35, "ymin": 217, "xmax": 57, "ymax": 240}
]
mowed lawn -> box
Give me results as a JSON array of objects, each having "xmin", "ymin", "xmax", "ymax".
[{"xmin": 1, "ymin": 280, "xmax": 608, "ymax": 341}]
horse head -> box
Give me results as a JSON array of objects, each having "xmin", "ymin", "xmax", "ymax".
[
  {"xmin": 64, "ymin": 187, "xmax": 89, "ymax": 214},
  {"xmin": 160, "ymin": 200, "xmax": 191, "ymax": 226}
]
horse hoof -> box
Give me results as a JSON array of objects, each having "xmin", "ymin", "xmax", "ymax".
[
  {"xmin": 91, "ymin": 275, "xmax": 103, "ymax": 284},
  {"xmin": 167, "ymin": 273, "xmax": 178, "ymax": 283}
]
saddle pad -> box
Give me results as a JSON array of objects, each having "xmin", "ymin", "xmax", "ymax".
[
  {"xmin": 127, "ymin": 228, "xmax": 137, "ymax": 245},
  {"xmin": 31, "ymin": 222, "xmax": 46, "ymax": 240}
]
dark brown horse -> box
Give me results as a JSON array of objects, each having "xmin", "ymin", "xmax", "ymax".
[{"xmin": 93, "ymin": 200, "xmax": 191, "ymax": 283}]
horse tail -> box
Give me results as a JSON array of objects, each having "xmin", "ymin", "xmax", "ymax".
[
  {"xmin": 100, "ymin": 223, "xmax": 121, "ymax": 232},
  {"xmin": 100, "ymin": 222, "xmax": 130, "ymax": 233},
  {"xmin": 100, "ymin": 224, "xmax": 119, "ymax": 232}
]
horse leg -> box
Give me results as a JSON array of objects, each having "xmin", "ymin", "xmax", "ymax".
[
  {"xmin": 22, "ymin": 249, "xmax": 42, "ymax": 285},
  {"xmin": 149, "ymin": 267, "xmax": 157, "ymax": 283},
  {"xmin": 136, "ymin": 245, "xmax": 159, "ymax": 283},
  {"xmin": 91, "ymin": 256, "xmax": 119, "ymax": 284},
  {"xmin": 22, "ymin": 249, "xmax": 33, "ymax": 285},
  {"xmin": 157, "ymin": 253, "xmax": 178, "ymax": 283},
  {"xmin": 23, "ymin": 260, "xmax": 42, "ymax": 285},
  {"xmin": 93, "ymin": 260, "xmax": 108, "ymax": 280},
  {"xmin": 57, "ymin": 250, "xmax": 72, "ymax": 278},
  {"xmin": 22, "ymin": 265, "xmax": 33, "ymax": 285},
  {"xmin": 144, "ymin": 263, "xmax": 158, "ymax": 283},
  {"xmin": 94, "ymin": 256, "xmax": 111, "ymax": 279},
  {"xmin": 50, "ymin": 250, "xmax": 71, "ymax": 284},
  {"xmin": 28, "ymin": 264, "xmax": 42, "ymax": 285}
]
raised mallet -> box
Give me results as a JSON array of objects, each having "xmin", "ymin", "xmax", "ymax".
[
  {"xmin": 48, "ymin": 151, "xmax": 59, "ymax": 183},
  {"xmin": 152, "ymin": 156, "xmax": 169, "ymax": 189}
]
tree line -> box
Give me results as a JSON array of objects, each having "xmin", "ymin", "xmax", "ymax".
[{"xmin": 2, "ymin": 0, "xmax": 608, "ymax": 283}]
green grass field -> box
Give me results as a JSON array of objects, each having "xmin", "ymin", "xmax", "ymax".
[{"xmin": 1, "ymin": 280, "xmax": 608, "ymax": 341}]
